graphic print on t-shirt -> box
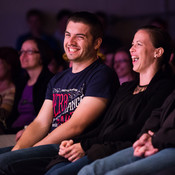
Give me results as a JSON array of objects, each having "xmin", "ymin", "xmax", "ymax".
[{"xmin": 51, "ymin": 83, "xmax": 85, "ymax": 130}]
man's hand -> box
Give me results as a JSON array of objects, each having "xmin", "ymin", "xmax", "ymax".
[
  {"xmin": 15, "ymin": 129, "xmax": 25, "ymax": 142},
  {"xmin": 59, "ymin": 140, "xmax": 74, "ymax": 156},
  {"xmin": 59, "ymin": 140, "xmax": 85, "ymax": 162}
]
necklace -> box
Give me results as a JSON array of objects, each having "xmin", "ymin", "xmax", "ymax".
[{"xmin": 133, "ymin": 84, "xmax": 148, "ymax": 95}]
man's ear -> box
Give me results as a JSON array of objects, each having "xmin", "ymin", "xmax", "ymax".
[
  {"xmin": 94, "ymin": 38, "xmax": 102, "ymax": 50},
  {"xmin": 154, "ymin": 47, "xmax": 164, "ymax": 58}
]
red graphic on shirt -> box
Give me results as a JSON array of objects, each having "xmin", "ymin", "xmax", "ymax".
[
  {"xmin": 52, "ymin": 92, "xmax": 83, "ymax": 128},
  {"xmin": 53, "ymin": 93, "xmax": 69, "ymax": 116}
]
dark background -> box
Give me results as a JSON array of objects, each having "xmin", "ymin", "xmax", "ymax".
[{"xmin": 0, "ymin": 0, "xmax": 175, "ymax": 48}]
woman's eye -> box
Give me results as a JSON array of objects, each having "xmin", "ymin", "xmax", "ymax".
[
  {"xmin": 137, "ymin": 42, "xmax": 142, "ymax": 46},
  {"xmin": 65, "ymin": 33, "xmax": 70, "ymax": 37}
]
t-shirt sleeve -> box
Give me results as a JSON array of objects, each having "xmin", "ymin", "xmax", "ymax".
[
  {"xmin": 45, "ymin": 80, "xmax": 53, "ymax": 100},
  {"xmin": 85, "ymin": 68, "xmax": 119, "ymax": 99}
]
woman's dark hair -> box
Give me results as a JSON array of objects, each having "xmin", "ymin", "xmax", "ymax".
[
  {"xmin": 0, "ymin": 47, "xmax": 20, "ymax": 82},
  {"xmin": 67, "ymin": 11, "xmax": 104, "ymax": 41},
  {"xmin": 22, "ymin": 37, "xmax": 54, "ymax": 67},
  {"xmin": 138, "ymin": 25, "xmax": 173, "ymax": 66}
]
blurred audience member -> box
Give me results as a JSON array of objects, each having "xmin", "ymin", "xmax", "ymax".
[
  {"xmin": 7, "ymin": 38, "xmax": 53, "ymax": 140},
  {"xmin": 149, "ymin": 17, "xmax": 168, "ymax": 31},
  {"xmin": 54, "ymin": 9, "xmax": 72, "ymax": 54},
  {"xmin": 169, "ymin": 46, "xmax": 175, "ymax": 74},
  {"xmin": 95, "ymin": 11, "xmax": 122, "ymax": 54},
  {"xmin": 104, "ymin": 52, "xmax": 114, "ymax": 68},
  {"xmin": 113, "ymin": 48, "xmax": 137, "ymax": 85},
  {"xmin": 47, "ymin": 9, "xmax": 72, "ymax": 74},
  {"xmin": 48, "ymin": 55, "xmax": 68, "ymax": 74},
  {"xmin": 0, "ymin": 47, "xmax": 20, "ymax": 133},
  {"xmin": 16, "ymin": 9, "xmax": 58, "ymax": 55}
]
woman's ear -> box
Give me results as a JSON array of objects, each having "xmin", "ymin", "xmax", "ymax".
[
  {"xmin": 154, "ymin": 47, "xmax": 164, "ymax": 58},
  {"xmin": 94, "ymin": 38, "xmax": 102, "ymax": 50}
]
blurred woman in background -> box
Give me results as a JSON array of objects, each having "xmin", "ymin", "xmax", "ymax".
[
  {"xmin": 6, "ymin": 38, "xmax": 53, "ymax": 140},
  {"xmin": 113, "ymin": 47, "xmax": 138, "ymax": 85},
  {"xmin": 0, "ymin": 47, "xmax": 20, "ymax": 133}
]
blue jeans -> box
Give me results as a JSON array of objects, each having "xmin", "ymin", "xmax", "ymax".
[
  {"xmin": 45, "ymin": 155, "xmax": 91, "ymax": 175},
  {"xmin": 0, "ymin": 144, "xmax": 60, "ymax": 175},
  {"xmin": 78, "ymin": 147, "xmax": 175, "ymax": 175}
]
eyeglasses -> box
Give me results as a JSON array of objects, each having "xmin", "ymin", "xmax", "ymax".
[
  {"xmin": 19, "ymin": 50, "xmax": 40, "ymax": 56},
  {"xmin": 115, "ymin": 60, "xmax": 130, "ymax": 64}
]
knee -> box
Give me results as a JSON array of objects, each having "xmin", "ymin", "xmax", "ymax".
[{"xmin": 78, "ymin": 165, "xmax": 92, "ymax": 175}]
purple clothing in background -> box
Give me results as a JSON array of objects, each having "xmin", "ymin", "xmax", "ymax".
[{"xmin": 12, "ymin": 85, "xmax": 35, "ymax": 128}]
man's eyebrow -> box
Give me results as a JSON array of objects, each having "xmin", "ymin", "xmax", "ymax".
[
  {"xmin": 65, "ymin": 31, "xmax": 86, "ymax": 37},
  {"xmin": 76, "ymin": 34, "xmax": 86, "ymax": 37}
]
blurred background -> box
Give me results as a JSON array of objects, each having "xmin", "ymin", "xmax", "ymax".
[{"xmin": 0, "ymin": 0, "xmax": 175, "ymax": 49}]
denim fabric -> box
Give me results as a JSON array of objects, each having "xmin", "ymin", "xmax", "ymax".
[
  {"xmin": 78, "ymin": 147, "xmax": 175, "ymax": 175},
  {"xmin": 45, "ymin": 155, "xmax": 90, "ymax": 175},
  {"xmin": 0, "ymin": 144, "xmax": 59, "ymax": 175}
]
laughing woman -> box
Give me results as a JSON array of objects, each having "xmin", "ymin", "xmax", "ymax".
[{"xmin": 45, "ymin": 25, "xmax": 175, "ymax": 175}]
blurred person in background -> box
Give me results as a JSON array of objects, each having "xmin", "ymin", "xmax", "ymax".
[
  {"xmin": 0, "ymin": 47, "xmax": 20, "ymax": 133},
  {"xmin": 95, "ymin": 11, "xmax": 122, "ymax": 55},
  {"xmin": 104, "ymin": 52, "xmax": 114, "ymax": 68},
  {"xmin": 16, "ymin": 9, "xmax": 59, "ymax": 57},
  {"xmin": 54, "ymin": 9, "xmax": 72, "ymax": 55},
  {"xmin": 113, "ymin": 47, "xmax": 138, "ymax": 85},
  {"xmin": 47, "ymin": 55, "xmax": 68, "ymax": 74},
  {"xmin": 47, "ymin": 9, "xmax": 72, "ymax": 74},
  {"xmin": 149, "ymin": 17, "xmax": 168, "ymax": 31},
  {"xmin": 6, "ymin": 38, "xmax": 53, "ymax": 141}
]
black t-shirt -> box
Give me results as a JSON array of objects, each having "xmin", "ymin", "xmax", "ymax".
[{"xmin": 45, "ymin": 59, "xmax": 119, "ymax": 131}]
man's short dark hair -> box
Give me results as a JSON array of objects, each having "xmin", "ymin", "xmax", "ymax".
[{"xmin": 67, "ymin": 11, "xmax": 104, "ymax": 41}]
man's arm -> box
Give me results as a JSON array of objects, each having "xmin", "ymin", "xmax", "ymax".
[
  {"xmin": 34, "ymin": 96, "xmax": 108, "ymax": 146},
  {"xmin": 12, "ymin": 100, "xmax": 53, "ymax": 151}
]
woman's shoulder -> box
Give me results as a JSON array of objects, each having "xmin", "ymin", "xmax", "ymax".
[
  {"xmin": 149, "ymin": 70, "xmax": 175, "ymax": 90},
  {"xmin": 0, "ymin": 84, "xmax": 15, "ymax": 96}
]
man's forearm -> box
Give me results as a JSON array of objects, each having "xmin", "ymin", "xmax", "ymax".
[
  {"xmin": 12, "ymin": 121, "xmax": 49, "ymax": 150},
  {"xmin": 34, "ymin": 121, "xmax": 81, "ymax": 146}
]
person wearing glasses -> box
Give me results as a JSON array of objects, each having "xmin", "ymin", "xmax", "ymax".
[
  {"xmin": 113, "ymin": 47, "xmax": 138, "ymax": 85},
  {"xmin": 6, "ymin": 37, "xmax": 53, "ymax": 141}
]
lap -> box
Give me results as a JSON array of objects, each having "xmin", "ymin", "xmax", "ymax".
[
  {"xmin": 0, "ymin": 144, "xmax": 60, "ymax": 175},
  {"xmin": 106, "ymin": 148, "xmax": 175, "ymax": 175},
  {"xmin": 78, "ymin": 147, "xmax": 136, "ymax": 175},
  {"xmin": 46, "ymin": 156, "xmax": 90, "ymax": 175}
]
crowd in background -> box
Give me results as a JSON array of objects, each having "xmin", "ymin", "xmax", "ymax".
[
  {"xmin": 0, "ymin": 8, "xmax": 175, "ymax": 175},
  {"xmin": 1, "ymin": 7, "xmax": 175, "ymax": 135}
]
